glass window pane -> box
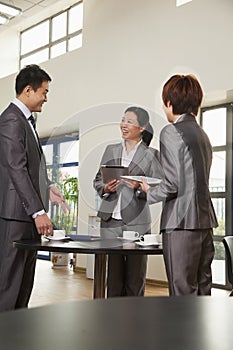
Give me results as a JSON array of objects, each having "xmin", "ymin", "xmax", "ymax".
[
  {"xmin": 68, "ymin": 34, "xmax": 82, "ymax": 51},
  {"xmin": 21, "ymin": 21, "xmax": 49, "ymax": 55},
  {"xmin": 51, "ymin": 41, "xmax": 66, "ymax": 59},
  {"xmin": 176, "ymin": 0, "xmax": 192, "ymax": 6},
  {"xmin": 42, "ymin": 144, "xmax": 53, "ymax": 165},
  {"xmin": 212, "ymin": 241, "xmax": 226, "ymax": 285},
  {"xmin": 212, "ymin": 198, "xmax": 225, "ymax": 236},
  {"xmin": 69, "ymin": 3, "xmax": 83, "ymax": 33},
  {"xmin": 202, "ymin": 108, "xmax": 226, "ymax": 147},
  {"xmin": 20, "ymin": 48, "xmax": 49, "ymax": 67},
  {"xmin": 53, "ymin": 167, "xmax": 78, "ymax": 233},
  {"xmin": 209, "ymin": 151, "xmax": 225, "ymax": 192},
  {"xmin": 60, "ymin": 141, "xmax": 79, "ymax": 164},
  {"xmin": 59, "ymin": 166, "xmax": 78, "ymax": 179},
  {"xmin": 52, "ymin": 12, "xmax": 67, "ymax": 41}
]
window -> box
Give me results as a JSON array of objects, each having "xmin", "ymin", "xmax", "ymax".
[
  {"xmin": 200, "ymin": 104, "xmax": 233, "ymax": 288},
  {"xmin": 176, "ymin": 0, "xmax": 192, "ymax": 6},
  {"xmin": 38, "ymin": 135, "xmax": 79, "ymax": 260},
  {"xmin": 20, "ymin": 1, "xmax": 83, "ymax": 68}
]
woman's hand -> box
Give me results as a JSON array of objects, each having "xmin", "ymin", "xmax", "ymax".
[
  {"xmin": 121, "ymin": 179, "xmax": 140, "ymax": 190},
  {"xmin": 104, "ymin": 179, "xmax": 120, "ymax": 193},
  {"xmin": 140, "ymin": 177, "xmax": 150, "ymax": 193}
]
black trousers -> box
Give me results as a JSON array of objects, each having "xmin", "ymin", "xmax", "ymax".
[
  {"xmin": 101, "ymin": 218, "xmax": 149, "ymax": 298},
  {"xmin": 0, "ymin": 217, "xmax": 40, "ymax": 312}
]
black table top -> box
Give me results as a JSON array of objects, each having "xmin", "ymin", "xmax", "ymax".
[
  {"xmin": 0, "ymin": 296, "xmax": 231, "ymax": 350},
  {"xmin": 13, "ymin": 237, "xmax": 163, "ymax": 255}
]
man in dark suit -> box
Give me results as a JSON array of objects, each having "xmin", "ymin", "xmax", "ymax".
[
  {"xmin": 141, "ymin": 74, "xmax": 218, "ymax": 296},
  {"xmin": 0, "ymin": 64, "xmax": 68, "ymax": 312}
]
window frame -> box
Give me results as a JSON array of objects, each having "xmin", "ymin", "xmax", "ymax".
[
  {"xmin": 200, "ymin": 103, "xmax": 233, "ymax": 289},
  {"xmin": 37, "ymin": 134, "xmax": 79, "ymax": 260},
  {"xmin": 19, "ymin": 1, "xmax": 83, "ymax": 68}
]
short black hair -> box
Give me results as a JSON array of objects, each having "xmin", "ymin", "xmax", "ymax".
[
  {"xmin": 162, "ymin": 74, "xmax": 203, "ymax": 116},
  {"xmin": 15, "ymin": 64, "xmax": 52, "ymax": 95}
]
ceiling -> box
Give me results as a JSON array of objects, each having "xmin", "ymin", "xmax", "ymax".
[{"xmin": 0, "ymin": 0, "xmax": 77, "ymax": 34}]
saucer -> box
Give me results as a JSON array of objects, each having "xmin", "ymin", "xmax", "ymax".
[{"xmin": 44, "ymin": 235, "xmax": 70, "ymax": 241}]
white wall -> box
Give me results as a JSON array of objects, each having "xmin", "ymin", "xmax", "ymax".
[
  {"xmin": 0, "ymin": 28, "xmax": 19, "ymax": 79},
  {"xmin": 0, "ymin": 0, "xmax": 233, "ymax": 281}
]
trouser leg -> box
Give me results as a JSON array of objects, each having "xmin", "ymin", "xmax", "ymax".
[
  {"xmin": 0, "ymin": 218, "xmax": 40, "ymax": 312},
  {"xmin": 197, "ymin": 229, "xmax": 214, "ymax": 295},
  {"xmin": 15, "ymin": 249, "xmax": 38, "ymax": 308},
  {"xmin": 100, "ymin": 218, "xmax": 149, "ymax": 297},
  {"xmin": 100, "ymin": 219, "xmax": 124, "ymax": 297},
  {"xmin": 162, "ymin": 229, "xmax": 214, "ymax": 296},
  {"xmin": 107, "ymin": 254, "xmax": 125, "ymax": 297},
  {"xmin": 125, "ymin": 254, "xmax": 148, "ymax": 296}
]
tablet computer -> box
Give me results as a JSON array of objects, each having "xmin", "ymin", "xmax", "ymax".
[
  {"xmin": 100, "ymin": 165, "xmax": 129, "ymax": 183},
  {"xmin": 121, "ymin": 175, "xmax": 161, "ymax": 186}
]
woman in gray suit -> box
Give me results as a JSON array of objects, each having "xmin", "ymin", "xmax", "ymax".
[
  {"xmin": 93, "ymin": 107, "xmax": 163, "ymax": 297},
  {"xmin": 141, "ymin": 75, "xmax": 218, "ymax": 296}
]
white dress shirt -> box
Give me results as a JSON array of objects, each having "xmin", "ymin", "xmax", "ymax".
[{"xmin": 112, "ymin": 140, "xmax": 141, "ymax": 220}]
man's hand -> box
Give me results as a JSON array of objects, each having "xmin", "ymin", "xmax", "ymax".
[
  {"xmin": 49, "ymin": 185, "xmax": 70, "ymax": 213},
  {"xmin": 34, "ymin": 213, "xmax": 53, "ymax": 236}
]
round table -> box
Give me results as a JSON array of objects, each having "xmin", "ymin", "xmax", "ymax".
[{"xmin": 14, "ymin": 237, "xmax": 163, "ymax": 298}]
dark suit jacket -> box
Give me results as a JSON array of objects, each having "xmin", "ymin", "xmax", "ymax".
[
  {"xmin": 93, "ymin": 141, "xmax": 163, "ymax": 227},
  {"xmin": 147, "ymin": 114, "xmax": 218, "ymax": 231},
  {"xmin": 0, "ymin": 103, "xmax": 50, "ymax": 222}
]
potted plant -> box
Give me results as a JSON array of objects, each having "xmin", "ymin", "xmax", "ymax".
[{"xmin": 51, "ymin": 175, "xmax": 78, "ymax": 268}]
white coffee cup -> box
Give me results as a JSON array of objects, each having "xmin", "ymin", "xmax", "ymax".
[
  {"xmin": 123, "ymin": 231, "xmax": 139, "ymax": 240},
  {"xmin": 140, "ymin": 234, "xmax": 158, "ymax": 245},
  {"xmin": 53, "ymin": 230, "xmax": 66, "ymax": 239}
]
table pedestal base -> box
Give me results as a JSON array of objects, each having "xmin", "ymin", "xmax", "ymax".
[{"xmin": 94, "ymin": 254, "xmax": 107, "ymax": 298}]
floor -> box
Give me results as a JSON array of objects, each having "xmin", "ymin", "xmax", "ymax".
[{"xmin": 29, "ymin": 259, "xmax": 229, "ymax": 309}]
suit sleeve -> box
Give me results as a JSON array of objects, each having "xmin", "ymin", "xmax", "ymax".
[
  {"xmin": 0, "ymin": 114, "xmax": 45, "ymax": 215},
  {"xmin": 147, "ymin": 148, "xmax": 164, "ymax": 179},
  {"xmin": 147, "ymin": 126, "xmax": 180, "ymax": 204}
]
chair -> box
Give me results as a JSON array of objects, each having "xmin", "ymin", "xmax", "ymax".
[{"xmin": 222, "ymin": 236, "xmax": 233, "ymax": 296}]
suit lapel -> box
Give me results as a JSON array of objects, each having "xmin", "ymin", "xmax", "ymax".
[
  {"xmin": 22, "ymin": 114, "xmax": 43, "ymax": 155},
  {"xmin": 10, "ymin": 103, "xmax": 42, "ymax": 155},
  {"xmin": 129, "ymin": 142, "xmax": 147, "ymax": 173},
  {"xmin": 34, "ymin": 129, "xmax": 43, "ymax": 154},
  {"xmin": 112, "ymin": 143, "xmax": 123, "ymax": 165}
]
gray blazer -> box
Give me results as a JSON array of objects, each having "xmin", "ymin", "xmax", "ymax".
[
  {"xmin": 93, "ymin": 141, "xmax": 163, "ymax": 227},
  {"xmin": 0, "ymin": 103, "xmax": 50, "ymax": 222},
  {"xmin": 147, "ymin": 114, "xmax": 218, "ymax": 231}
]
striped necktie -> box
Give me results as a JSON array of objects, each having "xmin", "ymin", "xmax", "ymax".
[{"xmin": 28, "ymin": 115, "xmax": 36, "ymax": 130}]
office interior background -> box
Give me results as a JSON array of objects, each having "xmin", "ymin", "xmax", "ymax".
[{"xmin": 0, "ymin": 0, "xmax": 232, "ymax": 290}]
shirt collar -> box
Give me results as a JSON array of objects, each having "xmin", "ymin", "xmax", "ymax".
[
  {"xmin": 174, "ymin": 113, "xmax": 196, "ymax": 123},
  {"xmin": 121, "ymin": 139, "xmax": 142, "ymax": 151},
  {"xmin": 12, "ymin": 98, "xmax": 31, "ymax": 119},
  {"xmin": 174, "ymin": 114, "xmax": 183, "ymax": 123}
]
